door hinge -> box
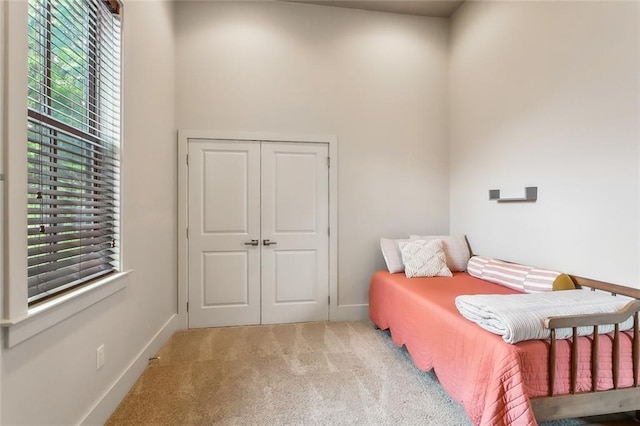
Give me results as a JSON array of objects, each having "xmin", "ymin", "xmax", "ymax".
[
  {"xmin": 327, "ymin": 156, "xmax": 330, "ymax": 168},
  {"xmin": 186, "ymin": 154, "xmax": 189, "ymax": 165},
  {"xmin": 328, "ymin": 295, "xmax": 330, "ymax": 305},
  {"xmin": 187, "ymin": 302, "xmax": 189, "ymax": 312},
  {"xmin": 328, "ymin": 227, "xmax": 330, "ymax": 236},
  {"xmin": 186, "ymin": 228, "xmax": 189, "ymax": 238}
]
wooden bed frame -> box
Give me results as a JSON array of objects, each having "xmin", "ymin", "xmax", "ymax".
[
  {"xmin": 369, "ymin": 266, "xmax": 640, "ymax": 423},
  {"xmin": 530, "ymin": 275, "xmax": 640, "ymax": 421}
]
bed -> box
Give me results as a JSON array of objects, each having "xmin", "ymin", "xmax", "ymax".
[{"xmin": 368, "ymin": 269, "xmax": 640, "ymax": 426}]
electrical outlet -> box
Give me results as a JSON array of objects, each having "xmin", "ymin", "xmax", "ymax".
[{"xmin": 96, "ymin": 344, "xmax": 105, "ymax": 370}]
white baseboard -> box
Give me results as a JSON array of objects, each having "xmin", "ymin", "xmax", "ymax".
[
  {"xmin": 332, "ymin": 303, "xmax": 369, "ymax": 321},
  {"xmin": 80, "ymin": 313, "xmax": 183, "ymax": 425}
]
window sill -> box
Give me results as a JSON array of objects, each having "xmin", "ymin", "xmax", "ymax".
[{"xmin": 3, "ymin": 270, "xmax": 132, "ymax": 348}]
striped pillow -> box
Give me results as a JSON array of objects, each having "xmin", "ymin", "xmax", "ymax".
[{"xmin": 467, "ymin": 256, "xmax": 574, "ymax": 293}]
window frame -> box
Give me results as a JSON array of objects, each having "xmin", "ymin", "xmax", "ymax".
[
  {"xmin": 1, "ymin": 0, "xmax": 128, "ymax": 348},
  {"xmin": 26, "ymin": 0, "xmax": 122, "ymax": 305}
]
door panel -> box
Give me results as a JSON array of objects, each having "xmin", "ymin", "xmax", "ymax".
[
  {"xmin": 261, "ymin": 142, "xmax": 329, "ymax": 324},
  {"xmin": 188, "ymin": 140, "xmax": 261, "ymax": 328},
  {"xmin": 202, "ymin": 150, "xmax": 250, "ymax": 234},
  {"xmin": 202, "ymin": 251, "xmax": 248, "ymax": 306},
  {"xmin": 274, "ymin": 153, "xmax": 318, "ymax": 232},
  {"xmin": 274, "ymin": 250, "xmax": 317, "ymax": 302}
]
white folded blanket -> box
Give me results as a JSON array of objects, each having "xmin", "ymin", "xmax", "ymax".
[{"xmin": 455, "ymin": 289, "xmax": 634, "ymax": 344}]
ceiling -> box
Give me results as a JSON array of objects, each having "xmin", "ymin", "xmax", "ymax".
[{"xmin": 284, "ymin": 1, "xmax": 465, "ymax": 18}]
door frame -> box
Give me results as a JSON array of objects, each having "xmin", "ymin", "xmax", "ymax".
[{"xmin": 177, "ymin": 130, "xmax": 338, "ymax": 328}]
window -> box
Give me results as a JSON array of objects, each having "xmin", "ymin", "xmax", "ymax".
[{"xmin": 27, "ymin": 0, "xmax": 121, "ymax": 304}]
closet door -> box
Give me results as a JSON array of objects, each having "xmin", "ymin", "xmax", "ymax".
[
  {"xmin": 187, "ymin": 139, "xmax": 330, "ymax": 328},
  {"xmin": 260, "ymin": 142, "xmax": 329, "ymax": 324},
  {"xmin": 187, "ymin": 140, "xmax": 261, "ymax": 328}
]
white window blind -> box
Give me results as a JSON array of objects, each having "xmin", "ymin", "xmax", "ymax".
[{"xmin": 27, "ymin": 0, "xmax": 121, "ymax": 304}]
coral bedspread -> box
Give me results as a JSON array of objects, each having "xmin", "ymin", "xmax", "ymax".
[{"xmin": 368, "ymin": 271, "xmax": 636, "ymax": 426}]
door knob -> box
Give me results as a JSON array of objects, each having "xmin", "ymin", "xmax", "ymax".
[
  {"xmin": 244, "ymin": 239, "xmax": 259, "ymax": 246},
  {"xmin": 263, "ymin": 239, "xmax": 277, "ymax": 246}
]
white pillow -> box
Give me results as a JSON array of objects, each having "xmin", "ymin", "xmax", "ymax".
[
  {"xmin": 409, "ymin": 235, "xmax": 470, "ymax": 272},
  {"xmin": 380, "ymin": 238, "xmax": 410, "ymax": 273},
  {"xmin": 398, "ymin": 239, "xmax": 453, "ymax": 278}
]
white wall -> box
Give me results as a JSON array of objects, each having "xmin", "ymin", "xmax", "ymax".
[
  {"xmin": 449, "ymin": 1, "xmax": 640, "ymax": 286},
  {"xmin": 1, "ymin": 1, "xmax": 179, "ymax": 424},
  {"xmin": 175, "ymin": 1, "xmax": 450, "ymax": 311}
]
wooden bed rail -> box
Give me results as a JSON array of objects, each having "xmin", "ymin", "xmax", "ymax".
[
  {"xmin": 531, "ymin": 276, "xmax": 640, "ymax": 421},
  {"xmin": 544, "ymin": 300, "xmax": 640, "ymax": 396},
  {"xmin": 571, "ymin": 275, "xmax": 640, "ymax": 299}
]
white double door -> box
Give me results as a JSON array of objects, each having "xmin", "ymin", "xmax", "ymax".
[{"xmin": 188, "ymin": 139, "xmax": 329, "ymax": 328}]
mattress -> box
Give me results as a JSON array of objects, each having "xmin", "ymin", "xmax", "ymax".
[{"xmin": 368, "ymin": 271, "xmax": 636, "ymax": 426}]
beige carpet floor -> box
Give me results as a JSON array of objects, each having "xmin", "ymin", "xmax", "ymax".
[{"xmin": 106, "ymin": 321, "xmax": 635, "ymax": 425}]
